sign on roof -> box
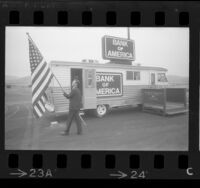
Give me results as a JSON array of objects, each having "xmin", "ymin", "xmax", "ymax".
[{"xmin": 102, "ymin": 35, "xmax": 135, "ymax": 61}]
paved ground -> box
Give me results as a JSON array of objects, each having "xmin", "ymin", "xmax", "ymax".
[{"xmin": 5, "ymin": 86, "xmax": 189, "ymax": 150}]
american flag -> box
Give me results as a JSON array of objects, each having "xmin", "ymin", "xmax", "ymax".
[{"xmin": 28, "ymin": 34, "xmax": 54, "ymax": 118}]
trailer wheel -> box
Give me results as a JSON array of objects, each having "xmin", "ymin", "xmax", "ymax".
[{"xmin": 95, "ymin": 104, "xmax": 108, "ymax": 117}]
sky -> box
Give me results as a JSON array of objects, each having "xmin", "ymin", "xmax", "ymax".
[{"xmin": 5, "ymin": 27, "xmax": 189, "ymax": 77}]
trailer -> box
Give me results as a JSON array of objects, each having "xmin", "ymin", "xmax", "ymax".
[{"xmin": 45, "ymin": 60, "xmax": 169, "ymax": 117}]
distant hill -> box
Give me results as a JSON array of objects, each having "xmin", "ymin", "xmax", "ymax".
[
  {"xmin": 6, "ymin": 75, "xmax": 20, "ymax": 82},
  {"xmin": 167, "ymin": 75, "xmax": 189, "ymax": 84},
  {"xmin": 6, "ymin": 75, "xmax": 31, "ymax": 86}
]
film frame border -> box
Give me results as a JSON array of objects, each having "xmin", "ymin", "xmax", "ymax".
[{"xmin": 0, "ymin": 1, "xmax": 199, "ymax": 179}]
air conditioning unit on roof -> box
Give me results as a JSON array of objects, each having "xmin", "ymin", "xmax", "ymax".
[{"xmin": 82, "ymin": 59, "xmax": 99, "ymax": 63}]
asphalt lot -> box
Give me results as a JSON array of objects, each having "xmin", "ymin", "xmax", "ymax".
[{"xmin": 5, "ymin": 86, "xmax": 188, "ymax": 150}]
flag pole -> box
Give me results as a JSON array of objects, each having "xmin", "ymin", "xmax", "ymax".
[
  {"xmin": 26, "ymin": 32, "xmax": 39, "ymax": 50},
  {"xmin": 51, "ymin": 70, "xmax": 66, "ymax": 93},
  {"xmin": 26, "ymin": 32, "xmax": 66, "ymax": 94}
]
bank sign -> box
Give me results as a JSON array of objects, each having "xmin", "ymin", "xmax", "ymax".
[
  {"xmin": 102, "ymin": 35, "xmax": 135, "ymax": 61},
  {"xmin": 96, "ymin": 72, "xmax": 123, "ymax": 97}
]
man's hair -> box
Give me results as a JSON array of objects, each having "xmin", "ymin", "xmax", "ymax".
[
  {"xmin": 72, "ymin": 80, "xmax": 80, "ymax": 88},
  {"xmin": 75, "ymin": 81, "xmax": 80, "ymax": 88}
]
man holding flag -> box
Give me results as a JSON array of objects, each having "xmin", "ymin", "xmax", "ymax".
[
  {"xmin": 27, "ymin": 33, "xmax": 85, "ymax": 135},
  {"xmin": 60, "ymin": 79, "xmax": 83, "ymax": 135}
]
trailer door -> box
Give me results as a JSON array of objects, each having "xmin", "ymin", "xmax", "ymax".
[{"xmin": 83, "ymin": 69, "xmax": 96, "ymax": 109}]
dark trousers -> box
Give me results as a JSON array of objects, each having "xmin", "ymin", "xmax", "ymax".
[{"xmin": 65, "ymin": 109, "xmax": 82, "ymax": 134}]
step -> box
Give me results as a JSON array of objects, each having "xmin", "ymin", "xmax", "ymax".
[{"xmin": 166, "ymin": 109, "xmax": 188, "ymax": 115}]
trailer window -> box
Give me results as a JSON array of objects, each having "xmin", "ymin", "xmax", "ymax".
[
  {"xmin": 157, "ymin": 73, "xmax": 167, "ymax": 82},
  {"xmin": 134, "ymin": 71, "xmax": 140, "ymax": 80},
  {"xmin": 126, "ymin": 71, "xmax": 133, "ymax": 80},
  {"xmin": 86, "ymin": 70, "xmax": 95, "ymax": 88}
]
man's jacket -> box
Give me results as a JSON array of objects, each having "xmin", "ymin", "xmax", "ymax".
[{"xmin": 63, "ymin": 87, "xmax": 82, "ymax": 110}]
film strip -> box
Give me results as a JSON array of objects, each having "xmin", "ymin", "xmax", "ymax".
[{"xmin": 0, "ymin": 0, "xmax": 199, "ymax": 179}]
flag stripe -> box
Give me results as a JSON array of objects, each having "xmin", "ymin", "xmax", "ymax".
[
  {"xmin": 34, "ymin": 105, "xmax": 42, "ymax": 117},
  {"xmin": 41, "ymin": 96, "xmax": 45, "ymax": 102},
  {"xmin": 32, "ymin": 70, "xmax": 52, "ymax": 102},
  {"xmin": 31, "ymin": 61, "xmax": 47, "ymax": 84},
  {"xmin": 35, "ymin": 102, "xmax": 43, "ymax": 114},
  {"xmin": 38, "ymin": 100, "xmax": 46, "ymax": 112},
  {"xmin": 33, "ymin": 108, "xmax": 39, "ymax": 118},
  {"xmin": 32, "ymin": 74, "xmax": 53, "ymax": 107},
  {"xmin": 32, "ymin": 73, "xmax": 53, "ymax": 105},
  {"xmin": 41, "ymin": 96, "xmax": 46, "ymax": 105},
  {"xmin": 43, "ymin": 92, "xmax": 48, "ymax": 102},
  {"xmin": 32, "ymin": 66, "xmax": 50, "ymax": 94},
  {"xmin": 31, "ymin": 58, "xmax": 45, "ymax": 78}
]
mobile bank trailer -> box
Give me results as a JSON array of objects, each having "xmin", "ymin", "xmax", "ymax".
[{"xmin": 46, "ymin": 61, "xmax": 168, "ymax": 117}]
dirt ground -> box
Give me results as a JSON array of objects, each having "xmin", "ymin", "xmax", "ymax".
[{"xmin": 5, "ymin": 86, "xmax": 189, "ymax": 150}]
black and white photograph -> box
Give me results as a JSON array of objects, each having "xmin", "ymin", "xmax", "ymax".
[{"xmin": 5, "ymin": 27, "xmax": 189, "ymax": 150}]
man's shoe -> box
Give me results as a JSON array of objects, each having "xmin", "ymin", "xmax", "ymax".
[
  {"xmin": 77, "ymin": 132, "xmax": 83, "ymax": 135},
  {"xmin": 60, "ymin": 131, "xmax": 69, "ymax": 136}
]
